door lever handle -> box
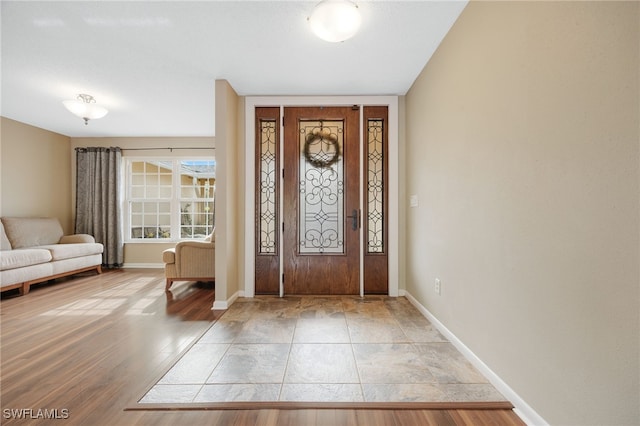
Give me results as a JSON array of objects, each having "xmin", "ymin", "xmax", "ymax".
[{"xmin": 347, "ymin": 209, "xmax": 359, "ymax": 231}]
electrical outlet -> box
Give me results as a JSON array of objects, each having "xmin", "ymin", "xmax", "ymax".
[{"xmin": 435, "ymin": 278, "xmax": 441, "ymax": 295}]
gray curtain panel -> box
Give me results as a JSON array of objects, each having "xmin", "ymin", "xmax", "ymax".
[{"xmin": 75, "ymin": 147, "xmax": 123, "ymax": 268}]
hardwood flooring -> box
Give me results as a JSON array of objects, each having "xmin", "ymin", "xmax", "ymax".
[{"xmin": 0, "ymin": 269, "xmax": 526, "ymax": 425}]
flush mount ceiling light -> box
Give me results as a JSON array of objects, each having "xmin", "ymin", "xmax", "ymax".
[
  {"xmin": 63, "ymin": 93, "xmax": 108, "ymax": 125},
  {"xmin": 308, "ymin": 0, "xmax": 361, "ymax": 43}
]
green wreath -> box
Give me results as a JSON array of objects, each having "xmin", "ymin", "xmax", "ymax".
[{"xmin": 304, "ymin": 131, "xmax": 341, "ymax": 168}]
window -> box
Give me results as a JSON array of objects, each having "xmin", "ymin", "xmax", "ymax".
[{"xmin": 125, "ymin": 159, "xmax": 215, "ymax": 241}]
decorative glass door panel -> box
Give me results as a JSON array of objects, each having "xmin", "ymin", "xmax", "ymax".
[
  {"xmin": 255, "ymin": 107, "xmax": 280, "ymax": 294},
  {"xmin": 259, "ymin": 120, "xmax": 278, "ymax": 255},
  {"xmin": 363, "ymin": 106, "xmax": 388, "ymax": 294},
  {"xmin": 298, "ymin": 120, "xmax": 344, "ymax": 254}
]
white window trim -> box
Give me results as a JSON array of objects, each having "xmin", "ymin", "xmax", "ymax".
[{"xmin": 123, "ymin": 157, "xmax": 215, "ymax": 243}]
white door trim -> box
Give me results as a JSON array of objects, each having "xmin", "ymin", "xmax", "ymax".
[{"xmin": 244, "ymin": 96, "xmax": 399, "ymax": 298}]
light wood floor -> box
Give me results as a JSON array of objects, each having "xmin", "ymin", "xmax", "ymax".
[{"xmin": 0, "ymin": 269, "xmax": 526, "ymax": 425}]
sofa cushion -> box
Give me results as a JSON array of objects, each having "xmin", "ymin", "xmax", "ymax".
[
  {"xmin": 38, "ymin": 243, "xmax": 104, "ymax": 261},
  {"xmin": 0, "ymin": 263, "xmax": 53, "ymax": 288},
  {"xmin": 50, "ymin": 254, "xmax": 102, "ymax": 275},
  {"xmin": 0, "ymin": 248, "xmax": 52, "ymax": 271},
  {"xmin": 0, "ymin": 221, "xmax": 12, "ymax": 250},
  {"xmin": 2, "ymin": 217, "xmax": 64, "ymax": 249},
  {"xmin": 60, "ymin": 234, "xmax": 95, "ymax": 244}
]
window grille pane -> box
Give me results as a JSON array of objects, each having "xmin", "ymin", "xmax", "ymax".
[
  {"xmin": 159, "ymin": 187, "xmax": 172, "ymax": 198},
  {"xmin": 131, "ymin": 161, "xmax": 145, "ymax": 172},
  {"xmin": 143, "ymin": 214, "xmax": 157, "ymax": 225},
  {"xmin": 158, "ymin": 161, "xmax": 172, "ymax": 172},
  {"xmin": 126, "ymin": 159, "xmax": 214, "ymax": 241},
  {"xmin": 146, "ymin": 187, "xmax": 159, "ymax": 198},
  {"xmin": 180, "ymin": 185, "xmax": 196, "ymax": 198}
]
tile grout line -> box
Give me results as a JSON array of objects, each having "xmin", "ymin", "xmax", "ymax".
[
  {"xmin": 343, "ymin": 297, "xmax": 367, "ymax": 403},
  {"xmin": 276, "ymin": 306, "xmax": 297, "ymax": 402}
]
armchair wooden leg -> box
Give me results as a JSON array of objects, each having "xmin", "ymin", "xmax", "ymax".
[{"xmin": 165, "ymin": 279, "xmax": 173, "ymax": 291}]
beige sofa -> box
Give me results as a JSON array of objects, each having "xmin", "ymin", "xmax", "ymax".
[
  {"xmin": 163, "ymin": 232, "xmax": 215, "ymax": 291},
  {"xmin": 0, "ymin": 217, "xmax": 103, "ymax": 296}
]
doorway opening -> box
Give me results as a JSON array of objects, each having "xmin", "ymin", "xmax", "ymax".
[{"xmin": 254, "ymin": 105, "xmax": 389, "ymax": 296}]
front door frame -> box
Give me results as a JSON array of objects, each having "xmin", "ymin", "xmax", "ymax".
[{"xmin": 244, "ymin": 96, "xmax": 399, "ymax": 298}]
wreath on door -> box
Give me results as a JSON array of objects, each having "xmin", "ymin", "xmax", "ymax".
[{"xmin": 303, "ymin": 129, "xmax": 341, "ymax": 168}]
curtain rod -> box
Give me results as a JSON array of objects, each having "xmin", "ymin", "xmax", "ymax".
[{"xmin": 121, "ymin": 147, "xmax": 215, "ymax": 151}]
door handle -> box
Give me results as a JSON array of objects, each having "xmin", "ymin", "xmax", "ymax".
[{"xmin": 347, "ymin": 209, "xmax": 359, "ymax": 231}]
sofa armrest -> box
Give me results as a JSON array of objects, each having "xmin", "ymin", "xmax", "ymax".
[
  {"xmin": 162, "ymin": 248, "xmax": 176, "ymax": 264},
  {"xmin": 174, "ymin": 240, "xmax": 215, "ymax": 277},
  {"xmin": 175, "ymin": 240, "xmax": 215, "ymax": 259},
  {"xmin": 60, "ymin": 234, "xmax": 96, "ymax": 244}
]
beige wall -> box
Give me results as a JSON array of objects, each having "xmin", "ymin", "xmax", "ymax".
[
  {"xmin": 0, "ymin": 117, "xmax": 73, "ymax": 232},
  {"xmin": 398, "ymin": 96, "xmax": 407, "ymax": 292},
  {"xmin": 405, "ymin": 2, "xmax": 639, "ymax": 425},
  {"xmin": 214, "ymin": 80, "xmax": 243, "ymax": 304},
  {"xmin": 71, "ymin": 137, "xmax": 215, "ymax": 265},
  {"xmin": 236, "ymin": 98, "xmax": 246, "ymax": 298}
]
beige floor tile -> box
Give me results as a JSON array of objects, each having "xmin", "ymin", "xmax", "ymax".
[
  {"xmin": 233, "ymin": 318, "xmax": 296, "ymax": 343},
  {"xmin": 207, "ymin": 343, "xmax": 290, "ymax": 383},
  {"xmin": 341, "ymin": 297, "xmax": 393, "ymax": 318},
  {"xmin": 195, "ymin": 384, "xmax": 281, "ymax": 402},
  {"xmin": 362, "ymin": 383, "xmax": 446, "ymax": 402},
  {"xmin": 139, "ymin": 384, "xmax": 202, "ymax": 403},
  {"xmin": 399, "ymin": 324, "xmax": 448, "ymax": 343},
  {"xmin": 251, "ymin": 297, "xmax": 302, "ymax": 319},
  {"xmin": 280, "ymin": 384, "xmax": 364, "ymax": 402},
  {"xmin": 353, "ymin": 343, "xmax": 436, "ymax": 383},
  {"xmin": 299, "ymin": 297, "xmax": 345, "ymax": 319},
  {"xmin": 217, "ymin": 306, "xmax": 259, "ymax": 322},
  {"xmin": 158, "ymin": 343, "xmax": 229, "ymax": 384},
  {"xmin": 415, "ymin": 343, "xmax": 489, "ymax": 384},
  {"xmin": 346, "ymin": 316, "xmax": 409, "ymax": 343},
  {"xmin": 440, "ymin": 383, "xmax": 507, "ymax": 401},
  {"xmin": 285, "ymin": 343, "xmax": 359, "ymax": 383},
  {"xmin": 198, "ymin": 320, "xmax": 245, "ymax": 343},
  {"xmin": 293, "ymin": 317, "xmax": 350, "ymax": 343}
]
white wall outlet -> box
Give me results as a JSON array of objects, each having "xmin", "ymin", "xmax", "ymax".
[
  {"xmin": 410, "ymin": 194, "xmax": 419, "ymax": 208},
  {"xmin": 435, "ymin": 278, "xmax": 441, "ymax": 295}
]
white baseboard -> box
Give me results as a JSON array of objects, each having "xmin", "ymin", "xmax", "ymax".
[
  {"xmin": 212, "ymin": 290, "xmax": 240, "ymax": 310},
  {"xmin": 402, "ymin": 290, "xmax": 548, "ymax": 426}
]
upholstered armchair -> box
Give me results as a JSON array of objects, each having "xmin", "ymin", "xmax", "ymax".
[{"xmin": 162, "ymin": 233, "xmax": 215, "ymax": 291}]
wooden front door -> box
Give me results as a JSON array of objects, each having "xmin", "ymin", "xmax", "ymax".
[
  {"xmin": 283, "ymin": 106, "xmax": 360, "ymax": 294},
  {"xmin": 254, "ymin": 105, "xmax": 388, "ymax": 295}
]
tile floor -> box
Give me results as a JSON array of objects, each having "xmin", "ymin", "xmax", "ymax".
[{"xmin": 139, "ymin": 296, "xmax": 506, "ymax": 404}]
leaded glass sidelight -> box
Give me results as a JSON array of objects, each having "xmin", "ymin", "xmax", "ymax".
[
  {"xmin": 258, "ymin": 119, "xmax": 277, "ymax": 254},
  {"xmin": 367, "ymin": 119, "xmax": 384, "ymax": 253},
  {"xmin": 299, "ymin": 120, "xmax": 344, "ymax": 254}
]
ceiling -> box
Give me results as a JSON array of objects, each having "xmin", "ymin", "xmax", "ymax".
[{"xmin": 1, "ymin": 1, "xmax": 467, "ymax": 138}]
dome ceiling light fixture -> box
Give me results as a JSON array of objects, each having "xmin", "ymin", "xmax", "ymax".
[
  {"xmin": 308, "ymin": 0, "xmax": 362, "ymax": 43},
  {"xmin": 63, "ymin": 93, "xmax": 108, "ymax": 125}
]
